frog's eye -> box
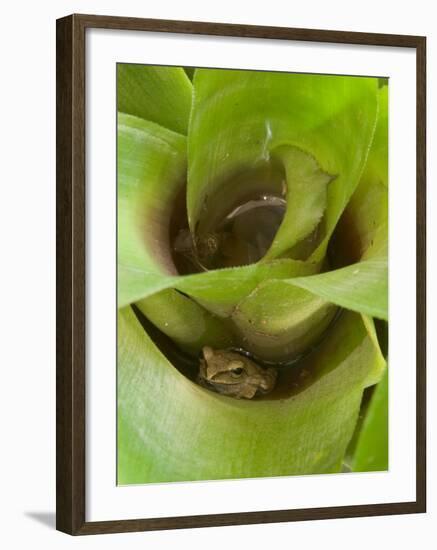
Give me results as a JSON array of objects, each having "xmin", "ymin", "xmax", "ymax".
[
  {"xmin": 229, "ymin": 360, "xmax": 245, "ymax": 378},
  {"xmin": 231, "ymin": 368, "xmax": 244, "ymax": 378}
]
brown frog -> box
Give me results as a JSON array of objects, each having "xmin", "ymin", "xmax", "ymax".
[{"xmin": 198, "ymin": 346, "xmax": 277, "ymax": 399}]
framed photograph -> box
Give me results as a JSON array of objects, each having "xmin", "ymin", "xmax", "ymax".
[{"xmin": 56, "ymin": 14, "xmax": 426, "ymax": 535}]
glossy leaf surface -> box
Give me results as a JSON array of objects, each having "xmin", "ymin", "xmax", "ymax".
[{"xmin": 118, "ymin": 307, "xmax": 385, "ymax": 483}]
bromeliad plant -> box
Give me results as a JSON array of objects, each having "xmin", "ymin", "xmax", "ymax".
[{"xmin": 117, "ymin": 65, "xmax": 388, "ymax": 484}]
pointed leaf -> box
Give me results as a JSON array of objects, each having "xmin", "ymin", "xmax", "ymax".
[
  {"xmin": 263, "ymin": 146, "xmax": 332, "ymax": 260},
  {"xmin": 286, "ymin": 258, "xmax": 388, "ymax": 320},
  {"xmin": 175, "ymin": 258, "xmax": 318, "ymax": 318},
  {"xmin": 352, "ymin": 368, "xmax": 388, "ymax": 471}
]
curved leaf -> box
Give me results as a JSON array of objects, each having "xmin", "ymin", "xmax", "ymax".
[
  {"xmin": 136, "ymin": 289, "xmax": 234, "ymax": 354},
  {"xmin": 117, "ymin": 111, "xmax": 319, "ymax": 318},
  {"xmin": 232, "ymin": 280, "xmax": 336, "ymax": 362},
  {"xmin": 117, "ymin": 65, "xmax": 389, "ymax": 482},
  {"xmin": 362, "ymin": 85, "xmax": 388, "ymax": 189},
  {"xmin": 117, "ymin": 113, "xmax": 186, "ymax": 307},
  {"xmin": 263, "ymin": 146, "xmax": 332, "ymax": 260},
  {"xmin": 118, "ymin": 306, "xmax": 386, "ymax": 484},
  {"xmin": 352, "ymin": 368, "xmax": 388, "ymax": 471},
  {"xmin": 361, "ymin": 314, "xmax": 387, "ymax": 385},
  {"xmin": 175, "ymin": 258, "xmax": 318, "ymax": 318},
  {"xmin": 287, "ymin": 258, "xmax": 388, "ymax": 321},
  {"xmin": 331, "ymin": 86, "xmax": 388, "ymax": 264},
  {"xmin": 187, "ymin": 69, "xmax": 379, "ymax": 262},
  {"xmin": 117, "ymin": 64, "xmax": 192, "ymax": 134}
]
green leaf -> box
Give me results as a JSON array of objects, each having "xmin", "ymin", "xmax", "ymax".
[
  {"xmin": 117, "ymin": 66, "xmax": 389, "ymax": 483},
  {"xmin": 232, "ymin": 280, "xmax": 336, "ymax": 362},
  {"xmin": 362, "ymin": 86, "xmax": 388, "ymax": 189},
  {"xmin": 309, "ymin": 86, "xmax": 389, "ymax": 324},
  {"xmin": 117, "ymin": 64, "xmax": 192, "ymax": 134},
  {"xmin": 117, "ymin": 72, "xmax": 387, "ymax": 364},
  {"xmin": 187, "ymin": 69, "xmax": 379, "ymax": 262},
  {"xmin": 117, "ymin": 113, "xmax": 186, "ymax": 307},
  {"xmin": 175, "ymin": 258, "xmax": 318, "ymax": 318},
  {"xmin": 184, "ymin": 67, "xmax": 195, "ymax": 80},
  {"xmin": 286, "ymin": 258, "xmax": 388, "ymax": 321},
  {"xmin": 118, "ymin": 306, "xmax": 386, "ymax": 484},
  {"xmin": 263, "ymin": 146, "xmax": 332, "ymax": 260},
  {"xmin": 331, "ymin": 86, "xmax": 388, "ymax": 264},
  {"xmin": 117, "ymin": 111, "xmax": 319, "ymax": 319},
  {"xmin": 361, "ymin": 315, "xmax": 387, "ymax": 386},
  {"xmin": 136, "ymin": 289, "xmax": 234, "ymax": 354},
  {"xmin": 352, "ymin": 368, "xmax": 388, "ymax": 472}
]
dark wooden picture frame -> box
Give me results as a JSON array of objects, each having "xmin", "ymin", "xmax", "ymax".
[{"xmin": 56, "ymin": 13, "xmax": 426, "ymax": 535}]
